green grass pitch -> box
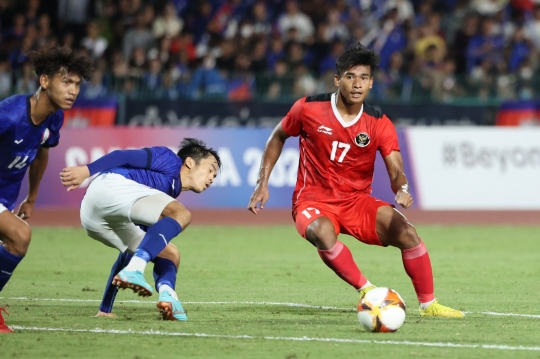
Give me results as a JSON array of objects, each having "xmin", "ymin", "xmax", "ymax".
[{"xmin": 1, "ymin": 225, "xmax": 539, "ymax": 359}]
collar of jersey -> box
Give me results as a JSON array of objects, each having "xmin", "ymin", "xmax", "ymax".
[{"xmin": 330, "ymin": 92, "xmax": 363, "ymax": 128}]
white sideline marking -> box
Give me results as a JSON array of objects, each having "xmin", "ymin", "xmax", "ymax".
[
  {"xmin": 2, "ymin": 297, "xmax": 540, "ymax": 318},
  {"xmin": 9, "ymin": 325, "xmax": 540, "ymax": 352}
]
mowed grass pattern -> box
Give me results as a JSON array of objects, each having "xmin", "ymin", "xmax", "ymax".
[{"xmin": 0, "ymin": 225, "xmax": 539, "ymax": 359}]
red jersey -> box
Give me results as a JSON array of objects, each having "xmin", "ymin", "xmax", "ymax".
[{"xmin": 281, "ymin": 92, "xmax": 400, "ymax": 206}]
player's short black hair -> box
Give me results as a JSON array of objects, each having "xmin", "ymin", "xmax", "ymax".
[
  {"xmin": 335, "ymin": 41, "xmax": 380, "ymax": 77},
  {"xmin": 30, "ymin": 47, "xmax": 94, "ymax": 81},
  {"xmin": 177, "ymin": 138, "xmax": 222, "ymax": 170}
]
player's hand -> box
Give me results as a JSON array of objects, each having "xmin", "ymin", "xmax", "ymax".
[
  {"xmin": 16, "ymin": 199, "xmax": 35, "ymax": 220},
  {"xmin": 60, "ymin": 166, "xmax": 90, "ymax": 191},
  {"xmin": 247, "ymin": 183, "xmax": 269, "ymax": 214},
  {"xmin": 94, "ymin": 311, "xmax": 116, "ymax": 318},
  {"xmin": 395, "ymin": 189, "xmax": 413, "ymax": 209}
]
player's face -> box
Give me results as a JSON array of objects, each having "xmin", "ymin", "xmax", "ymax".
[
  {"xmin": 43, "ymin": 70, "xmax": 83, "ymax": 110},
  {"xmin": 334, "ymin": 65, "xmax": 373, "ymax": 105},
  {"xmin": 191, "ymin": 155, "xmax": 219, "ymax": 193}
]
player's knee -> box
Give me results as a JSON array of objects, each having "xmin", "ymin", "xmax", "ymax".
[
  {"xmin": 394, "ymin": 221, "xmax": 419, "ymax": 249},
  {"xmin": 306, "ymin": 218, "xmax": 336, "ymax": 250},
  {"xmin": 162, "ymin": 202, "xmax": 191, "ymax": 228},
  {"xmin": 10, "ymin": 224, "xmax": 32, "ymax": 255}
]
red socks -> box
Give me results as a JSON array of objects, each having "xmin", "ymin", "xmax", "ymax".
[
  {"xmin": 318, "ymin": 241, "xmax": 367, "ymax": 290},
  {"xmin": 401, "ymin": 240, "xmax": 435, "ymax": 303}
]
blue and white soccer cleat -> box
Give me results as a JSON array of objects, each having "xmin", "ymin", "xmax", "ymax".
[
  {"xmin": 112, "ymin": 269, "xmax": 153, "ymax": 297},
  {"xmin": 157, "ymin": 290, "xmax": 187, "ymax": 321}
]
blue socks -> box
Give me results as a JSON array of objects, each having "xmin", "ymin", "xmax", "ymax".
[
  {"xmin": 153, "ymin": 257, "xmax": 177, "ymax": 292},
  {"xmin": 99, "ymin": 252, "xmax": 132, "ymax": 313},
  {"xmin": 0, "ymin": 246, "xmax": 24, "ymax": 292},
  {"xmin": 134, "ymin": 217, "xmax": 182, "ymax": 263}
]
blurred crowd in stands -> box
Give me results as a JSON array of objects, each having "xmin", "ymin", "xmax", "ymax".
[{"xmin": 1, "ymin": 0, "xmax": 540, "ymax": 103}]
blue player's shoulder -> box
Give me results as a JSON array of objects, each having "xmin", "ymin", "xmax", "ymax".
[{"xmin": 0, "ymin": 94, "xmax": 28, "ymax": 117}]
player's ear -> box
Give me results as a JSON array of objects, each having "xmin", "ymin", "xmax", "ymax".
[
  {"xmin": 369, "ymin": 76, "xmax": 373, "ymax": 89},
  {"xmin": 39, "ymin": 74, "xmax": 49, "ymax": 90},
  {"xmin": 334, "ymin": 74, "xmax": 340, "ymax": 87},
  {"xmin": 184, "ymin": 157, "xmax": 195, "ymax": 169}
]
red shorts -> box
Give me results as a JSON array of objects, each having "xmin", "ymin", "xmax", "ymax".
[{"xmin": 292, "ymin": 194, "xmax": 391, "ymax": 246}]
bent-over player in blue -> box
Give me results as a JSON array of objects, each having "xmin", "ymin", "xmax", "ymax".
[
  {"xmin": 0, "ymin": 47, "xmax": 93, "ymax": 333},
  {"xmin": 60, "ymin": 139, "xmax": 221, "ymax": 321}
]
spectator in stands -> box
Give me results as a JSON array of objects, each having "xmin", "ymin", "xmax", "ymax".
[
  {"xmin": 144, "ymin": 58, "xmax": 163, "ymax": 91},
  {"xmin": 414, "ymin": 21, "xmax": 447, "ymax": 65},
  {"xmin": 153, "ymin": 2, "xmax": 183, "ymax": 39},
  {"xmin": 250, "ymin": 2, "xmax": 272, "ymax": 36},
  {"xmin": 277, "ymin": 0, "xmax": 314, "ymax": 43},
  {"xmin": 509, "ymin": 26, "xmax": 531, "ymax": 72},
  {"xmin": 57, "ymin": 0, "xmax": 93, "ymax": 45},
  {"xmin": 3, "ymin": 13, "xmax": 25, "ymax": 42},
  {"xmin": 249, "ymin": 38, "xmax": 268, "ymax": 73},
  {"xmin": 471, "ymin": 0, "xmax": 510, "ymax": 16},
  {"xmin": 15, "ymin": 60, "xmax": 37, "ymax": 95},
  {"xmin": 215, "ymin": 39, "xmax": 237, "ymax": 74},
  {"xmin": 36, "ymin": 13, "xmax": 53, "ymax": 49},
  {"xmin": 81, "ymin": 69, "xmax": 108, "ymax": 99},
  {"xmin": 267, "ymin": 35, "xmax": 285, "ymax": 70},
  {"xmin": 324, "ymin": 7, "xmax": 349, "ymax": 42},
  {"xmin": 0, "ymin": 57, "xmax": 11, "ymax": 96},
  {"xmin": 524, "ymin": 5, "xmax": 540, "ymax": 49},
  {"xmin": 466, "ymin": 16, "xmax": 504, "ymax": 73},
  {"xmin": 452, "ymin": 13, "xmax": 479, "ymax": 74},
  {"xmin": 266, "ymin": 58, "xmax": 293, "ymax": 99},
  {"xmin": 9, "ymin": 35, "xmax": 33, "ymax": 71},
  {"xmin": 82, "ymin": 20, "xmax": 109, "ymax": 59},
  {"xmin": 385, "ymin": 0, "xmax": 415, "ymax": 24},
  {"xmin": 189, "ymin": 54, "xmax": 227, "ymax": 99},
  {"xmin": 292, "ymin": 63, "xmax": 317, "ymax": 97},
  {"xmin": 285, "ymin": 41, "xmax": 305, "ymax": 69},
  {"xmin": 123, "ymin": 10, "xmax": 155, "ymax": 61}
]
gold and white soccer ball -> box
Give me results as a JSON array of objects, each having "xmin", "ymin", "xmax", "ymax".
[{"xmin": 357, "ymin": 287, "xmax": 406, "ymax": 333}]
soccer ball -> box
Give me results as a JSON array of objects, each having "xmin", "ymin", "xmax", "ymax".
[{"xmin": 357, "ymin": 287, "xmax": 406, "ymax": 333}]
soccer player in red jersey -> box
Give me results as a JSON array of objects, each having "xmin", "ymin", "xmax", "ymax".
[{"xmin": 247, "ymin": 42, "xmax": 464, "ymax": 317}]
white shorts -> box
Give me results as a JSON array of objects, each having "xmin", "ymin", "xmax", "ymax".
[
  {"xmin": 0, "ymin": 203, "xmax": 6, "ymax": 214},
  {"xmin": 80, "ymin": 173, "xmax": 175, "ymax": 253}
]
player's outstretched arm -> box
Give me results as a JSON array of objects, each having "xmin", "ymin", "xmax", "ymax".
[
  {"xmin": 383, "ymin": 151, "xmax": 413, "ymax": 209},
  {"xmin": 60, "ymin": 148, "xmax": 151, "ymax": 191},
  {"xmin": 17, "ymin": 147, "xmax": 50, "ymax": 220},
  {"xmin": 248, "ymin": 122, "xmax": 290, "ymax": 214}
]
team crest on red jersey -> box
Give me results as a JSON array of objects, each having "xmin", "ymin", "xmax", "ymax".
[
  {"xmin": 355, "ymin": 132, "xmax": 370, "ymax": 147},
  {"xmin": 41, "ymin": 128, "xmax": 50, "ymax": 145}
]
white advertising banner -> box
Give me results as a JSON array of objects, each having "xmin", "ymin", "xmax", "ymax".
[{"xmin": 407, "ymin": 128, "xmax": 540, "ymax": 210}]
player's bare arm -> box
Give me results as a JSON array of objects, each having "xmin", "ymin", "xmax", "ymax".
[
  {"xmin": 247, "ymin": 123, "xmax": 290, "ymax": 214},
  {"xmin": 60, "ymin": 165, "xmax": 91, "ymax": 191},
  {"xmin": 17, "ymin": 147, "xmax": 50, "ymax": 220},
  {"xmin": 383, "ymin": 151, "xmax": 413, "ymax": 209}
]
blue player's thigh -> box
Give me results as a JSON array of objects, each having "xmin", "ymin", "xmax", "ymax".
[
  {"xmin": 84, "ymin": 173, "xmax": 165, "ymax": 221},
  {"xmin": 130, "ymin": 193, "xmax": 175, "ymax": 227}
]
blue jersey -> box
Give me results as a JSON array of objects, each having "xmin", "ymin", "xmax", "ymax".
[
  {"xmin": 101, "ymin": 147, "xmax": 182, "ymax": 198},
  {"xmin": 0, "ymin": 95, "xmax": 64, "ymax": 210}
]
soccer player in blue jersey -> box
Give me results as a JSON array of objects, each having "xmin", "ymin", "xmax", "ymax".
[
  {"xmin": 60, "ymin": 138, "xmax": 221, "ymax": 321},
  {"xmin": 0, "ymin": 47, "xmax": 93, "ymax": 333}
]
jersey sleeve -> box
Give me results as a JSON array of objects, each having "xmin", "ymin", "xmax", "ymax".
[
  {"xmin": 281, "ymin": 98, "xmax": 305, "ymax": 137},
  {"xmin": 42, "ymin": 111, "xmax": 64, "ymax": 148},
  {"xmin": 377, "ymin": 115, "xmax": 400, "ymax": 157},
  {"xmin": 148, "ymin": 146, "xmax": 182, "ymax": 177},
  {"xmin": 87, "ymin": 148, "xmax": 151, "ymax": 175}
]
